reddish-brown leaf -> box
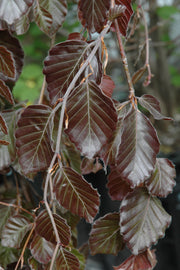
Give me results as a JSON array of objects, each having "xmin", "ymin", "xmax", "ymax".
[
  {"xmin": 132, "ymin": 66, "xmax": 147, "ymax": 85},
  {"xmin": 56, "ymin": 247, "xmax": 80, "ymax": 270},
  {"xmin": 35, "ymin": 210, "xmax": 71, "ymax": 246},
  {"xmin": 78, "ymin": 0, "xmax": 110, "ymax": 33},
  {"xmin": 30, "ymin": 234, "xmax": 55, "ymax": 264},
  {"xmin": 116, "ymin": 107, "xmax": 160, "ymax": 188},
  {"xmin": 81, "ymin": 157, "xmax": 103, "ymax": 175},
  {"xmin": 53, "ymin": 166, "xmax": 100, "ymax": 223},
  {"xmin": 99, "ymin": 74, "xmax": 115, "ymax": 98},
  {"xmin": 0, "ymin": 30, "xmax": 24, "ymax": 83},
  {"xmin": 43, "ymin": 40, "xmax": 102, "ymax": 105},
  {"xmin": 89, "ymin": 212, "xmax": 124, "ymax": 255},
  {"xmin": 0, "ymin": 79, "xmax": 14, "ymax": 104},
  {"xmin": 65, "ymin": 81, "xmax": 117, "ymax": 158},
  {"xmin": 138, "ymin": 94, "xmax": 172, "ymax": 120},
  {"xmin": 28, "ymin": 256, "xmax": 43, "ymax": 270},
  {"xmin": 109, "ymin": 4, "xmax": 126, "ymax": 21},
  {"xmin": 0, "ymin": 46, "xmax": 16, "ymax": 79},
  {"xmin": 15, "ymin": 105, "xmax": 54, "ymax": 175},
  {"xmin": 120, "ymin": 188, "xmax": 171, "ymax": 255},
  {"xmin": 107, "ymin": 167, "xmax": 132, "ymax": 201},
  {"xmin": 0, "ymin": 113, "xmax": 8, "ymax": 134},
  {"xmin": 0, "ymin": 0, "xmax": 33, "ymax": 25},
  {"xmin": 113, "ymin": 249, "xmax": 157, "ymax": 270},
  {"xmin": 145, "ymin": 158, "xmax": 176, "ymax": 197},
  {"xmin": 111, "ymin": 0, "xmax": 133, "ymax": 36}
]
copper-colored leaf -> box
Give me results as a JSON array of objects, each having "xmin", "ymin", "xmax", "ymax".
[
  {"xmin": 56, "ymin": 247, "xmax": 80, "ymax": 270},
  {"xmin": 107, "ymin": 167, "xmax": 132, "ymax": 201},
  {"xmin": 113, "ymin": 249, "xmax": 157, "ymax": 270},
  {"xmin": 0, "ymin": 30, "xmax": 24, "ymax": 83},
  {"xmin": 78, "ymin": 0, "xmax": 110, "ymax": 33},
  {"xmin": 146, "ymin": 158, "xmax": 176, "ymax": 197},
  {"xmin": 138, "ymin": 94, "xmax": 171, "ymax": 120},
  {"xmin": 43, "ymin": 40, "xmax": 102, "ymax": 105},
  {"xmin": 111, "ymin": 0, "xmax": 133, "ymax": 36},
  {"xmin": 120, "ymin": 188, "xmax": 171, "ymax": 255},
  {"xmin": 132, "ymin": 66, "xmax": 147, "ymax": 85},
  {"xmin": 81, "ymin": 157, "xmax": 103, "ymax": 175},
  {"xmin": 35, "ymin": 210, "xmax": 71, "ymax": 246},
  {"xmin": 65, "ymin": 81, "xmax": 117, "ymax": 158},
  {"xmin": 116, "ymin": 107, "xmax": 160, "ymax": 188},
  {"xmin": 34, "ymin": 0, "xmax": 67, "ymax": 37},
  {"xmin": 0, "ymin": 113, "xmax": 8, "ymax": 134},
  {"xmin": 30, "ymin": 234, "xmax": 55, "ymax": 264},
  {"xmin": 15, "ymin": 105, "xmax": 54, "ymax": 175},
  {"xmin": 99, "ymin": 74, "xmax": 115, "ymax": 98},
  {"xmin": 0, "ymin": 0, "xmax": 33, "ymax": 25},
  {"xmin": 53, "ymin": 166, "xmax": 100, "ymax": 223},
  {"xmin": 0, "ymin": 46, "xmax": 16, "ymax": 79},
  {"xmin": 0, "ymin": 79, "xmax": 14, "ymax": 104},
  {"xmin": 89, "ymin": 212, "xmax": 123, "ymax": 255},
  {"xmin": 1, "ymin": 215, "xmax": 33, "ymax": 248}
]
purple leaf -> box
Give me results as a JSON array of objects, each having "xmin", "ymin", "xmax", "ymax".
[
  {"xmin": 89, "ymin": 212, "xmax": 124, "ymax": 255},
  {"xmin": 53, "ymin": 166, "xmax": 100, "ymax": 223},
  {"xmin": 0, "ymin": 46, "xmax": 16, "ymax": 79},
  {"xmin": 145, "ymin": 158, "xmax": 176, "ymax": 197},
  {"xmin": 56, "ymin": 247, "xmax": 80, "ymax": 270},
  {"xmin": 120, "ymin": 188, "xmax": 171, "ymax": 255},
  {"xmin": 0, "ymin": 79, "xmax": 14, "ymax": 104}
]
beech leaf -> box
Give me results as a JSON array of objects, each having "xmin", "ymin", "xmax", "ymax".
[
  {"xmin": 78, "ymin": 0, "xmax": 110, "ymax": 33},
  {"xmin": 132, "ymin": 66, "xmax": 147, "ymax": 85},
  {"xmin": 0, "ymin": 79, "xmax": 14, "ymax": 105},
  {"xmin": 0, "ymin": 202, "xmax": 15, "ymax": 237},
  {"xmin": 113, "ymin": 249, "xmax": 157, "ymax": 270},
  {"xmin": 0, "ymin": 0, "xmax": 33, "ymax": 25},
  {"xmin": 99, "ymin": 74, "xmax": 115, "ymax": 98},
  {"xmin": 28, "ymin": 256, "xmax": 43, "ymax": 270},
  {"xmin": 0, "ymin": 113, "xmax": 8, "ymax": 134},
  {"xmin": 120, "ymin": 188, "xmax": 171, "ymax": 255},
  {"xmin": 111, "ymin": 0, "xmax": 133, "ymax": 36},
  {"xmin": 53, "ymin": 166, "xmax": 100, "ymax": 223},
  {"xmin": 56, "ymin": 247, "xmax": 80, "ymax": 270},
  {"xmin": 116, "ymin": 107, "xmax": 160, "ymax": 188},
  {"xmin": 107, "ymin": 167, "xmax": 132, "ymax": 201},
  {"xmin": 89, "ymin": 212, "xmax": 124, "ymax": 255},
  {"xmin": 1, "ymin": 215, "xmax": 33, "ymax": 248},
  {"xmin": 43, "ymin": 40, "xmax": 102, "ymax": 105},
  {"xmin": 15, "ymin": 105, "xmax": 54, "ymax": 175},
  {"xmin": 34, "ymin": 0, "xmax": 67, "ymax": 37},
  {"xmin": 35, "ymin": 210, "xmax": 71, "ymax": 246},
  {"xmin": 138, "ymin": 94, "xmax": 171, "ymax": 120},
  {"xmin": 0, "ymin": 46, "xmax": 16, "ymax": 79},
  {"xmin": 65, "ymin": 81, "xmax": 117, "ymax": 158},
  {"xmin": 145, "ymin": 158, "xmax": 176, "ymax": 197},
  {"xmin": 30, "ymin": 234, "xmax": 55, "ymax": 264}
]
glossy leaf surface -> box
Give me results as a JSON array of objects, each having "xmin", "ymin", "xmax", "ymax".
[
  {"xmin": 107, "ymin": 168, "xmax": 132, "ymax": 201},
  {"xmin": 66, "ymin": 81, "xmax": 117, "ymax": 158},
  {"xmin": 116, "ymin": 108, "xmax": 160, "ymax": 188},
  {"xmin": 54, "ymin": 166, "xmax": 100, "ymax": 223},
  {"xmin": 0, "ymin": 46, "xmax": 15, "ymax": 79},
  {"xmin": 1, "ymin": 215, "xmax": 33, "ymax": 248},
  {"xmin": 111, "ymin": 0, "xmax": 133, "ymax": 36},
  {"xmin": 89, "ymin": 212, "xmax": 123, "ymax": 255},
  {"xmin": 113, "ymin": 249, "xmax": 157, "ymax": 270},
  {"xmin": 34, "ymin": 0, "xmax": 67, "ymax": 37},
  {"xmin": 35, "ymin": 210, "xmax": 71, "ymax": 246},
  {"xmin": 120, "ymin": 188, "xmax": 171, "ymax": 255},
  {"xmin": 15, "ymin": 105, "xmax": 54, "ymax": 175},
  {"xmin": 146, "ymin": 158, "xmax": 176, "ymax": 197},
  {"xmin": 30, "ymin": 234, "xmax": 55, "ymax": 264},
  {"xmin": 56, "ymin": 247, "xmax": 80, "ymax": 270},
  {"xmin": 0, "ymin": 0, "xmax": 33, "ymax": 25},
  {"xmin": 78, "ymin": 0, "xmax": 110, "ymax": 33},
  {"xmin": 138, "ymin": 94, "xmax": 171, "ymax": 120},
  {"xmin": 43, "ymin": 40, "xmax": 101, "ymax": 105}
]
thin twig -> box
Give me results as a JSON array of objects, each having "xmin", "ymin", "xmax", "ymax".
[
  {"xmin": 43, "ymin": 21, "xmax": 112, "ymax": 270},
  {"xmin": 38, "ymin": 76, "xmax": 46, "ymax": 104},
  {"xmin": 0, "ymin": 201, "xmax": 35, "ymax": 218}
]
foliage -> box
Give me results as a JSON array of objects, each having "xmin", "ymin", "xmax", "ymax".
[{"xmin": 0, "ymin": 0, "xmax": 176, "ymax": 269}]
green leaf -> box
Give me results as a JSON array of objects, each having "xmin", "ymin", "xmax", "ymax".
[
  {"xmin": 65, "ymin": 81, "xmax": 117, "ymax": 158},
  {"xmin": 0, "ymin": 243, "xmax": 19, "ymax": 268},
  {"xmin": 53, "ymin": 166, "xmax": 100, "ymax": 223},
  {"xmin": 145, "ymin": 158, "xmax": 176, "ymax": 198},
  {"xmin": 15, "ymin": 105, "xmax": 54, "ymax": 175},
  {"xmin": 0, "ymin": 202, "xmax": 14, "ymax": 237},
  {"xmin": 120, "ymin": 188, "xmax": 171, "ymax": 255},
  {"xmin": 35, "ymin": 210, "xmax": 71, "ymax": 246},
  {"xmin": 1, "ymin": 215, "xmax": 33, "ymax": 248},
  {"xmin": 89, "ymin": 212, "xmax": 124, "ymax": 255},
  {"xmin": 30, "ymin": 234, "xmax": 55, "ymax": 264},
  {"xmin": 157, "ymin": 5, "xmax": 179, "ymax": 20}
]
